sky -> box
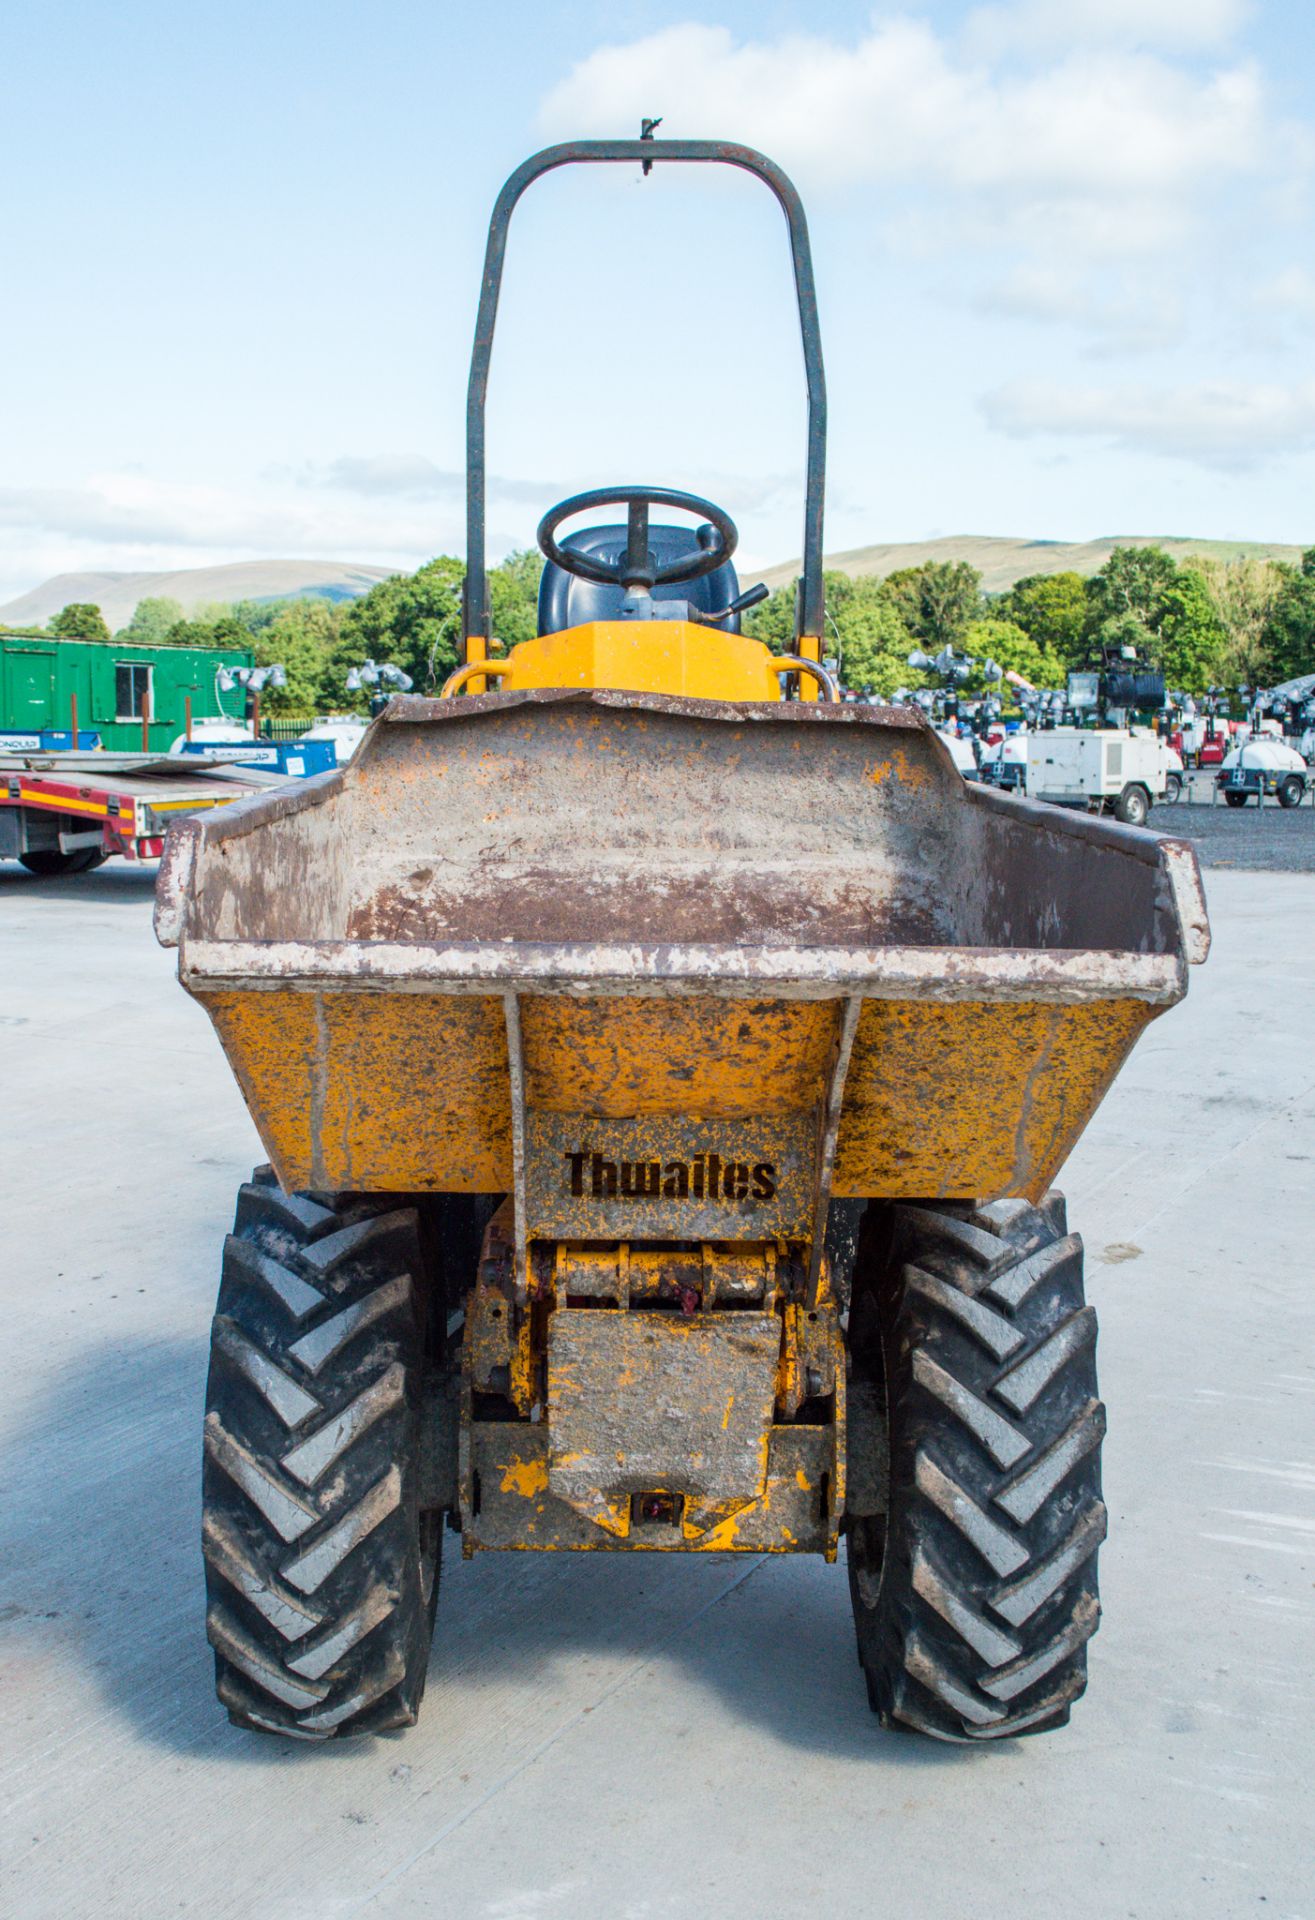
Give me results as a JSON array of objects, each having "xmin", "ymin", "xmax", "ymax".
[{"xmin": 3, "ymin": 0, "xmax": 1315, "ymax": 604}]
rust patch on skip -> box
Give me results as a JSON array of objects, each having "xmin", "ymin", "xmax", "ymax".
[
  {"xmin": 833, "ymin": 996, "xmax": 1155, "ymax": 1201},
  {"xmin": 199, "ymin": 988, "xmax": 513, "ymax": 1191},
  {"xmin": 866, "ymin": 742, "xmax": 934, "ymax": 791},
  {"xmin": 520, "ymin": 996, "xmax": 834, "ymax": 1118},
  {"xmin": 199, "ymin": 990, "xmax": 320, "ymax": 1191},
  {"xmin": 347, "ymin": 870, "xmax": 948, "ymax": 947},
  {"xmin": 310, "ymin": 995, "xmax": 330, "ymax": 1188}
]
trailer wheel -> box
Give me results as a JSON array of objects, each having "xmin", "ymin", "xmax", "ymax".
[
  {"xmin": 202, "ymin": 1173, "xmax": 440, "ymax": 1739},
  {"xmin": 1277, "ymin": 776, "xmax": 1304, "ymax": 809},
  {"xmin": 847, "ymin": 1193, "xmax": 1105, "ymax": 1742},
  {"xmin": 1163, "ymin": 771, "xmax": 1183, "ymax": 803},
  {"xmin": 1223, "ymin": 790, "xmax": 1249, "ymax": 809},
  {"xmin": 1114, "ymin": 783, "xmax": 1149, "ymax": 826},
  {"xmin": 17, "ymin": 847, "xmax": 105, "ymax": 875}
]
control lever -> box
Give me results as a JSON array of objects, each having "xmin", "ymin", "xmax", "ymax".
[{"xmin": 700, "ymin": 582, "xmax": 771, "ymax": 625}]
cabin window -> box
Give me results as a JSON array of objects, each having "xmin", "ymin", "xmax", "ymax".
[{"xmin": 115, "ymin": 662, "xmax": 154, "ymax": 720}]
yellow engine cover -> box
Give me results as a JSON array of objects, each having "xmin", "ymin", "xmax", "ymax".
[{"xmin": 472, "ymin": 619, "xmax": 788, "ymax": 702}]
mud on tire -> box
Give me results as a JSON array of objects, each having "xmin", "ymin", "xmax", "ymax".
[
  {"xmin": 202, "ymin": 1168, "xmax": 440, "ymax": 1739},
  {"xmin": 848, "ymin": 1193, "xmax": 1106, "ymax": 1742}
]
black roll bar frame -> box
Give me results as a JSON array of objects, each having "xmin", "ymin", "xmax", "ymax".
[{"xmin": 462, "ymin": 138, "xmax": 827, "ymax": 653}]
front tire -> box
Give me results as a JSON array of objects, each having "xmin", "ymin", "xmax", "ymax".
[
  {"xmin": 1114, "ymin": 783, "xmax": 1149, "ymax": 827},
  {"xmin": 202, "ymin": 1170, "xmax": 439, "ymax": 1739},
  {"xmin": 848, "ymin": 1194, "xmax": 1106, "ymax": 1741}
]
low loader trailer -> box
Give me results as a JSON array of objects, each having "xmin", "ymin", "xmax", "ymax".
[
  {"xmin": 1, "ymin": 751, "xmax": 270, "ymax": 876},
  {"xmin": 158, "ymin": 137, "xmax": 1210, "ymax": 1747}
]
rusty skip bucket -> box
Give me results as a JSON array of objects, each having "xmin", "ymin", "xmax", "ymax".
[{"xmin": 156, "ymin": 687, "xmax": 1209, "ymax": 1270}]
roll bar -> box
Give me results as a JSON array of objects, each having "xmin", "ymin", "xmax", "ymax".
[{"xmin": 462, "ymin": 137, "xmax": 827, "ymax": 653}]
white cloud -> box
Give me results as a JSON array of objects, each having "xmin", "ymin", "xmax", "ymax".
[
  {"xmin": 317, "ymin": 454, "xmax": 463, "ymax": 498},
  {"xmin": 308, "ymin": 454, "xmax": 557, "ymax": 507},
  {"xmin": 539, "ymin": 13, "xmax": 1309, "ymax": 378},
  {"xmin": 0, "ymin": 461, "xmax": 802, "ymax": 606},
  {"xmin": 0, "ymin": 472, "xmax": 465, "ymax": 606},
  {"xmin": 982, "ymin": 378, "xmax": 1315, "ymax": 467},
  {"xmin": 0, "ymin": 474, "xmax": 442, "ymax": 557},
  {"xmin": 1252, "ymin": 267, "xmax": 1315, "ymax": 323},
  {"xmin": 0, "ymin": 463, "xmax": 569, "ymax": 561},
  {"xmin": 539, "ymin": 20, "xmax": 1270, "ymax": 212},
  {"xmin": 966, "ymin": 0, "xmax": 1252, "ymax": 56},
  {"xmin": 977, "ymin": 267, "xmax": 1186, "ymax": 353},
  {"xmin": 301, "ymin": 456, "xmax": 801, "ymax": 520}
]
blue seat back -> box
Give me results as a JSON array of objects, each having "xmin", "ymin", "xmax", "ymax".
[{"xmin": 537, "ymin": 524, "xmax": 742, "ymax": 636}]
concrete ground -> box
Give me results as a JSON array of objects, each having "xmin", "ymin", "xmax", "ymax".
[{"xmin": 0, "ymin": 861, "xmax": 1312, "ymax": 1920}]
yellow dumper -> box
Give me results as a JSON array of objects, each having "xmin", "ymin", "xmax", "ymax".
[{"xmin": 157, "ymin": 137, "xmax": 1210, "ymax": 1744}]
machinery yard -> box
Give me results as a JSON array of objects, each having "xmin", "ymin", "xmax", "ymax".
[
  {"xmin": 1, "ymin": 854, "xmax": 1311, "ymax": 1919},
  {"xmin": 5, "ymin": 80, "xmax": 1315, "ymax": 1920}
]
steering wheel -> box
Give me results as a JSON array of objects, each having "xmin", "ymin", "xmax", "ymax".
[{"xmin": 536, "ymin": 485, "xmax": 738, "ymax": 591}]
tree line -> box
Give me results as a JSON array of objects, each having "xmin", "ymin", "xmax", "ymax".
[
  {"xmin": 743, "ymin": 544, "xmax": 1315, "ymax": 698},
  {"xmin": 28, "ymin": 540, "xmax": 1315, "ymax": 715}
]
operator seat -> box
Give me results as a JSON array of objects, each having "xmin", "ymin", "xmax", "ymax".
[{"xmin": 538, "ymin": 523, "xmax": 743, "ymax": 637}]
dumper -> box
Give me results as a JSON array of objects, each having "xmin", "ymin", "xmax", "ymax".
[{"xmin": 157, "ymin": 136, "xmax": 1210, "ymax": 1745}]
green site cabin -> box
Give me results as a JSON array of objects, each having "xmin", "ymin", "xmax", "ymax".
[{"xmin": 0, "ymin": 631, "xmax": 254, "ymax": 751}]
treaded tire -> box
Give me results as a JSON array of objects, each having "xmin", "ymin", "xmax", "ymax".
[
  {"xmin": 1223, "ymin": 790, "xmax": 1249, "ymax": 808},
  {"xmin": 848, "ymin": 1193, "xmax": 1106, "ymax": 1742},
  {"xmin": 1277, "ymin": 776, "xmax": 1304, "ymax": 809},
  {"xmin": 202, "ymin": 1168, "xmax": 440, "ymax": 1739}
]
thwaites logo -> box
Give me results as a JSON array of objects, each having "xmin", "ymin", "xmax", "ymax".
[{"xmin": 564, "ymin": 1150, "xmax": 778, "ymax": 1203}]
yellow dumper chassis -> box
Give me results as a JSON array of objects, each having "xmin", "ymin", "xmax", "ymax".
[{"xmin": 164, "ymin": 132, "xmax": 1211, "ymax": 1745}]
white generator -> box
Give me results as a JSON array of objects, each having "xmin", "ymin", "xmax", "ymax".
[{"xmin": 1026, "ymin": 728, "xmax": 1170, "ymax": 827}]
